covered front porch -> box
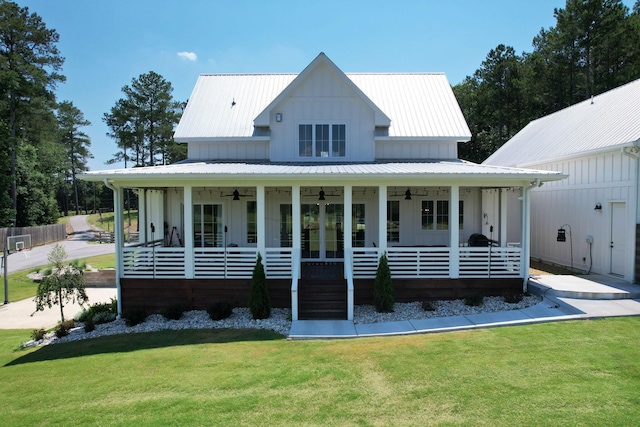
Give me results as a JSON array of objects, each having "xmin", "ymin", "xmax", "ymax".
[{"xmin": 108, "ymin": 180, "xmax": 532, "ymax": 320}]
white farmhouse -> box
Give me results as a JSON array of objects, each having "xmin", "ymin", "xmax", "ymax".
[
  {"xmin": 485, "ymin": 78, "xmax": 640, "ymax": 283},
  {"xmin": 82, "ymin": 53, "xmax": 563, "ymax": 320}
]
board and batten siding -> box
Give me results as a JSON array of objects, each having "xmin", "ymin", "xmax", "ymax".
[
  {"xmin": 527, "ymin": 149, "xmax": 636, "ymax": 281},
  {"xmin": 187, "ymin": 140, "xmax": 269, "ymax": 161}
]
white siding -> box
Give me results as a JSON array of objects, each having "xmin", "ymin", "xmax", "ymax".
[
  {"xmin": 269, "ymin": 62, "xmax": 376, "ymax": 162},
  {"xmin": 529, "ymin": 150, "xmax": 637, "ymax": 281},
  {"xmin": 188, "ymin": 140, "xmax": 269, "ymax": 160},
  {"xmin": 375, "ymin": 140, "xmax": 458, "ymax": 160}
]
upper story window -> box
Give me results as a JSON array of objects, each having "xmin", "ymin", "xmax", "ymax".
[{"xmin": 299, "ymin": 124, "xmax": 346, "ymax": 158}]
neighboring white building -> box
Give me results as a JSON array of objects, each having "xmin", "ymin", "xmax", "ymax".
[
  {"xmin": 485, "ymin": 78, "xmax": 640, "ymax": 283},
  {"xmin": 81, "ymin": 53, "xmax": 563, "ymax": 320}
]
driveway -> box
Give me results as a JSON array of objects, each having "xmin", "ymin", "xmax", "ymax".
[{"xmin": 4, "ymin": 215, "xmax": 115, "ymax": 274}]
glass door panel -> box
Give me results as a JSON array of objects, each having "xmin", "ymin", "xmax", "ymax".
[
  {"xmin": 301, "ymin": 204, "xmax": 320, "ymax": 258},
  {"xmin": 325, "ymin": 204, "xmax": 344, "ymax": 259}
]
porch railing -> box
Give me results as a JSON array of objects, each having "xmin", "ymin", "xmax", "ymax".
[
  {"xmin": 351, "ymin": 246, "xmax": 521, "ymax": 279},
  {"xmin": 458, "ymin": 246, "xmax": 522, "ymax": 277},
  {"xmin": 122, "ymin": 245, "xmax": 293, "ymax": 279},
  {"xmin": 122, "ymin": 246, "xmax": 186, "ymax": 278},
  {"xmin": 121, "ymin": 245, "xmax": 521, "ymax": 280}
]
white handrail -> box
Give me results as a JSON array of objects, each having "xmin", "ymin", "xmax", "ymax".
[
  {"xmin": 345, "ymin": 249, "xmax": 354, "ymax": 321},
  {"xmin": 290, "ymin": 248, "xmax": 300, "ymax": 321}
]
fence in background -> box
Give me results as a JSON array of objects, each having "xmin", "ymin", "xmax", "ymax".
[{"xmin": 0, "ymin": 224, "xmax": 66, "ymax": 251}]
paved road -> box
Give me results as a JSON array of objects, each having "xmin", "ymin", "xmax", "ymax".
[{"xmin": 4, "ymin": 215, "xmax": 115, "ymax": 274}]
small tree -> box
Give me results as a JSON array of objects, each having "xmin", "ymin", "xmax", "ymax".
[
  {"xmin": 374, "ymin": 252, "xmax": 394, "ymax": 313},
  {"xmin": 34, "ymin": 244, "xmax": 88, "ymax": 323},
  {"xmin": 249, "ymin": 253, "xmax": 271, "ymax": 319}
]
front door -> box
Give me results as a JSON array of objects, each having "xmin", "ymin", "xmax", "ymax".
[
  {"xmin": 301, "ymin": 203, "xmax": 344, "ymax": 260},
  {"xmin": 610, "ymin": 202, "xmax": 626, "ymax": 276}
]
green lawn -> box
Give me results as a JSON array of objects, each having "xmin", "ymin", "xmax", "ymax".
[
  {"xmin": 6, "ymin": 254, "xmax": 115, "ymax": 302},
  {"xmin": 1, "ymin": 317, "xmax": 639, "ymax": 425}
]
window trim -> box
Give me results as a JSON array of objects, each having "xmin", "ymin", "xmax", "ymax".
[{"xmin": 298, "ymin": 123, "xmax": 347, "ymax": 159}]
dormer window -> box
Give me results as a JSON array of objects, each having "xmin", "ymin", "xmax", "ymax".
[{"xmin": 299, "ymin": 124, "xmax": 346, "ymax": 158}]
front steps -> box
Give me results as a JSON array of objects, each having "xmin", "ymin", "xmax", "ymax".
[{"xmin": 298, "ymin": 262, "xmax": 347, "ymax": 320}]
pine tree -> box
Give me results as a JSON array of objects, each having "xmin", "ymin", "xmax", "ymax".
[
  {"xmin": 374, "ymin": 252, "xmax": 394, "ymax": 313},
  {"xmin": 249, "ymin": 253, "xmax": 271, "ymax": 319}
]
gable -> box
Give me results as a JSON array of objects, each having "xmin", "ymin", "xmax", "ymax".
[
  {"xmin": 485, "ymin": 78, "xmax": 640, "ymax": 167},
  {"xmin": 254, "ymin": 52, "xmax": 390, "ymax": 128}
]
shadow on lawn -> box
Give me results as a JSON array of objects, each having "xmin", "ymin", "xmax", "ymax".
[{"xmin": 5, "ymin": 328, "xmax": 284, "ymax": 367}]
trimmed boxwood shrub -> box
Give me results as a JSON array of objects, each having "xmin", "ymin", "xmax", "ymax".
[
  {"xmin": 207, "ymin": 301, "xmax": 233, "ymax": 321},
  {"xmin": 464, "ymin": 294, "xmax": 484, "ymax": 307},
  {"xmin": 374, "ymin": 252, "xmax": 394, "ymax": 313},
  {"xmin": 123, "ymin": 307, "xmax": 147, "ymax": 327},
  {"xmin": 249, "ymin": 253, "xmax": 271, "ymax": 319},
  {"xmin": 162, "ymin": 303, "xmax": 187, "ymax": 320}
]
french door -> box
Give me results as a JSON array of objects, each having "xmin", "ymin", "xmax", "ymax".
[{"xmin": 301, "ymin": 203, "xmax": 344, "ymax": 260}]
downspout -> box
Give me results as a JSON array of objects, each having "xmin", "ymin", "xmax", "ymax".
[
  {"xmin": 622, "ymin": 142, "xmax": 640, "ymax": 282},
  {"xmin": 103, "ymin": 179, "xmax": 123, "ymax": 316},
  {"xmin": 522, "ymin": 178, "xmax": 541, "ymax": 292}
]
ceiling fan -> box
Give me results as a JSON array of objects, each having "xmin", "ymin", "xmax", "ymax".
[{"xmin": 221, "ymin": 189, "xmax": 253, "ymax": 200}]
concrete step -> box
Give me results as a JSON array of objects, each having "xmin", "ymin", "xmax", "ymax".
[{"xmin": 529, "ymin": 274, "xmax": 640, "ymax": 300}]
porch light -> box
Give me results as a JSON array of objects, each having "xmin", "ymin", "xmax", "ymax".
[
  {"xmin": 232, "ymin": 189, "xmax": 240, "ymax": 201},
  {"xmin": 318, "ymin": 188, "xmax": 325, "ymax": 201},
  {"xmin": 405, "ymin": 188, "xmax": 412, "ymax": 200},
  {"xmin": 276, "ymin": 112, "xmax": 282, "ymax": 122},
  {"xmin": 594, "ymin": 203, "xmax": 602, "ymax": 210},
  {"xmin": 556, "ymin": 224, "xmax": 573, "ymax": 271}
]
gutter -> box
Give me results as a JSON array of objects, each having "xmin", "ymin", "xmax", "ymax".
[{"xmin": 103, "ymin": 179, "xmax": 123, "ymax": 316}]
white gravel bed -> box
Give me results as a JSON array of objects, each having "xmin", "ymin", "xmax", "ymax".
[
  {"xmin": 353, "ymin": 295, "xmax": 541, "ymax": 324},
  {"xmin": 23, "ymin": 295, "xmax": 540, "ymax": 347}
]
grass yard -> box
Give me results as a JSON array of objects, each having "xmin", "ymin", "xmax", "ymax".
[
  {"xmin": 6, "ymin": 254, "xmax": 115, "ymax": 302},
  {"xmin": 1, "ymin": 317, "xmax": 639, "ymax": 425},
  {"xmin": 87, "ymin": 210, "xmax": 138, "ymax": 239}
]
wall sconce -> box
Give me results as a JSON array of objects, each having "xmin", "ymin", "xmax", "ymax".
[
  {"xmin": 405, "ymin": 188, "xmax": 412, "ymax": 200},
  {"xmin": 594, "ymin": 203, "xmax": 602, "ymax": 210},
  {"xmin": 275, "ymin": 112, "xmax": 283, "ymax": 122},
  {"xmin": 318, "ymin": 188, "xmax": 325, "ymax": 201}
]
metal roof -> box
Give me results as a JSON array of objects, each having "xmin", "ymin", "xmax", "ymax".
[
  {"xmin": 484, "ymin": 78, "xmax": 640, "ymax": 167},
  {"xmin": 81, "ymin": 160, "xmax": 563, "ymax": 182},
  {"xmin": 174, "ymin": 71, "xmax": 471, "ymax": 141}
]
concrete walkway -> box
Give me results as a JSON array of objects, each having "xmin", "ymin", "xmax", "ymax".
[
  {"xmin": 289, "ymin": 274, "xmax": 640, "ymax": 339},
  {"xmin": 0, "ymin": 287, "xmax": 117, "ymax": 329}
]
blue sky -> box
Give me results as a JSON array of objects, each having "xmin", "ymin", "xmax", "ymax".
[{"xmin": 19, "ymin": 0, "xmax": 635, "ymax": 171}]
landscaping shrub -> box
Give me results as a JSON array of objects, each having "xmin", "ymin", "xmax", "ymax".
[
  {"xmin": 503, "ymin": 292, "xmax": 523, "ymax": 304},
  {"xmin": 92, "ymin": 311, "xmax": 116, "ymax": 324},
  {"xmin": 122, "ymin": 307, "xmax": 147, "ymax": 327},
  {"xmin": 162, "ymin": 303, "xmax": 187, "ymax": 320},
  {"xmin": 249, "ymin": 253, "xmax": 271, "ymax": 319},
  {"xmin": 421, "ymin": 300, "xmax": 436, "ymax": 312},
  {"xmin": 207, "ymin": 301, "xmax": 233, "ymax": 321},
  {"xmin": 31, "ymin": 328, "xmax": 46, "ymax": 341},
  {"xmin": 76, "ymin": 299, "xmax": 118, "ymax": 323},
  {"xmin": 464, "ymin": 294, "xmax": 484, "ymax": 307},
  {"xmin": 84, "ymin": 318, "xmax": 95, "ymax": 333},
  {"xmin": 374, "ymin": 252, "xmax": 394, "ymax": 313},
  {"xmin": 55, "ymin": 323, "xmax": 69, "ymax": 338}
]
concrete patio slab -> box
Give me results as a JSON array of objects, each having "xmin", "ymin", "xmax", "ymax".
[{"xmin": 289, "ymin": 320, "xmax": 357, "ymax": 339}]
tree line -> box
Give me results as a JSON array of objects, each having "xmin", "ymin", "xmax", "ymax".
[
  {"xmin": 0, "ymin": 1, "xmax": 184, "ymax": 228},
  {"xmin": 455, "ymin": 0, "xmax": 640, "ymax": 163}
]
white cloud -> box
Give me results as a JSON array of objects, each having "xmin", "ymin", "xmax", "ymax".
[{"xmin": 177, "ymin": 51, "xmax": 197, "ymax": 61}]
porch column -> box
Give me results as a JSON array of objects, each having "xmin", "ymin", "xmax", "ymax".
[
  {"xmin": 343, "ymin": 185, "xmax": 352, "ymax": 253},
  {"xmin": 449, "ymin": 185, "xmax": 460, "ymax": 278},
  {"xmin": 521, "ymin": 183, "xmax": 532, "ymax": 289},
  {"xmin": 292, "ymin": 185, "xmax": 301, "ymax": 262},
  {"xmin": 138, "ymin": 189, "xmax": 147, "ymax": 242},
  {"xmin": 500, "ymin": 189, "xmax": 508, "ymax": 246},
  {"xmin": 113, "ymin": 185, "xmax": 124, "ymax": 315},
  {"xmin": 378, "ymin": 185, "xmax": 387, "ymax": 253},
  {"xmin": 183, "ymin": 185, "xmax": 194, "ymax": 279},
  {"xmin": 257, "ymin": 185, "xmax": 266, "ymax": 260}
]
